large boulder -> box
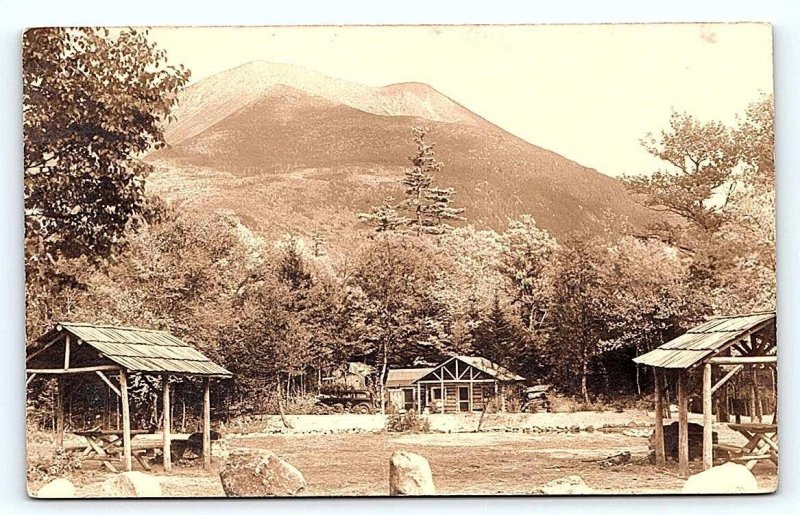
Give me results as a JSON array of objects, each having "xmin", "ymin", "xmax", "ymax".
[
  {"xmin": 388, "ymin": 451, "xmax": 436, "ymax": 496},
  {"xmin": 683, "ymin": 463, "xmax": 759, "ymax": 494},
  {"xmin": 101, "ymin": 471, "xmax": 162, "ymax": 497},
  {"xmin": 36, "ymin": 478, "xmax": 76, "ymax": 498},
  {"xmin": 219, "ymin": 449, "xmax": 307, "ymax": 497},
  {"xmin": 533, "ymin": 476, "xmax": 593, "ymax": 495}
]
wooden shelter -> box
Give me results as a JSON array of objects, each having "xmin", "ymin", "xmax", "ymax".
[
  {"xmin": 633, "ymin": 312, "xmax": 777, "ymax": 477},
  {"xmin": 387, "ymin": 356, "xmax": 525, "ymax": 413},
  {"xmin": 26, "ymin": 322, "xmax": 232, "ymax": 472}
]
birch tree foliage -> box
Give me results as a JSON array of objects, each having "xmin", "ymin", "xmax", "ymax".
[
  {"xmin": 348, "ymin": 236, "xmax": 452, "ymax": 366},
  {"xmin": 496, "ymin": 215, "xmax": 558, "ymax": 329},
  {"xmin": 624, "ymin": 96, "xmax": 775, "ymax": 314},
  {"xmin": 712, "ymin": 94, "xmax": 776, "ymax": 312},
  {"xmin": 544, "ymin": 234, "xmax": 608, "ymax": 403},
  {"xmin": 623, "ymin": 111, "xmax": 739, "ymax": 259},
  {"xmin": 595, "ymin": 236, "xmax": 706, "ymax": 358},
  {"xmin": 23, "ymin": 27, "xmax": 190, "ymax": 267}
]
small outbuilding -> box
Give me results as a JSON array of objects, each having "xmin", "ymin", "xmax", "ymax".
[
  {"xmin": 633, "ymin": 312, "xmax": 777, "ymax": 477},
  {"xmin": 386, "ymin": 367, "xmax": 434, "ymax": 411},
  {"xmin": 387, "ymin": 356, "xmax": 525, "ymax": 413},
  {"xmin": 26, "ymin": 322, "xmax": 232, "ymax": 472}
]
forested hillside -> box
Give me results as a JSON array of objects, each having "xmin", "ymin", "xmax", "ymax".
[{"xmin": 24, "ymin": 30, "xmax": 775, "ymax": 418}]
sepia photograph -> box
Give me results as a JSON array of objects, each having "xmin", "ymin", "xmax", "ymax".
[{"xmin": 22, "ymin": 23, "xmax": 776, "ymax": 498}]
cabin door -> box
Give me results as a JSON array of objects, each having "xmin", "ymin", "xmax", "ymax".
[
  {"xmin": 389, "ymin": 390, "xmax": 404, "ymax": 412},
  {"xmin": 458, "ymin": 386, "xmax": 471, "ymax": 412}
]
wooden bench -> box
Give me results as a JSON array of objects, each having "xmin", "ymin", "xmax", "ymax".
[
  {"xmin": 71, "ymin": 430, "xmax": 192, "ymax": 472},
  {"xmin": 714, "ymin": 423, "xmax": 777, "ymax": 469}
]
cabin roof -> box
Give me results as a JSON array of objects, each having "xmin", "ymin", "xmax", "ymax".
[
  {"xmin": 633, "ymin": 312, "xmax": 776, "ymax": 369},
  {"xmin": 451, "ymin": 355, "xmax": 525, "ymax": 381},
  {"xmin": 30, "ymin": 322, "xmax": 232, "ymax": 377},
  {"xmin": 386, "ymin": 367, "xmax": 434, "ymax": 388},
  {"xmin": 411, "ymin": 355, "xmax": 525, "ymax": 384}
]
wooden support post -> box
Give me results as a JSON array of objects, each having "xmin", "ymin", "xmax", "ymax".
[
  {"xmin": 64, "ymin": 334, "xmax": 71, "ymax": 370},
  {"xmin": 103, "ymin": 386, "xmax": 110, "ymax": 430},
  {"xmin": 678, "ymin": 371, "xmax": 690, "ymax": 478},
  {"xmin": 771, "ymin": 366, "xmax": 777, "ymax": 424},
  {"xmin": 95, "ymin": 371, "xmax": 121, "ymax": 397},
  {"xmin": 56, "ymin": 377, "xmax": 65, "ymax": 449},
  {"xmin": 162, "ymin": 374, "xmax": 172, "ymax": 472},
  {"xmin": 203, "ymin": 377, "xmax": 211, "ymax": 469},
  {"xmin": 653, "ymin": 368, "xmax": 665, "ymax": 466},
  {"xmin": 708, "ymin": 356, "xmax": 776, "ymax": 365},
  {"xmin": 752, "ymin": 368, "xmax": 763, "ymax": 423},
  {"xmin": 702, "ymin": 363, "xmax": 713, "ymax": 471},
  {"xmin": 711, "ymin": 365, "xmax": 743, "ymax": 395},
  {"xmin": 440, "ymin": 374, "xmax": 445, "ymax": 414},
  {"xmin": 119, "ymin": 369, "xmax": 132, "ymax": 472},
  {"xmin": 27, "ymin": 365, "xmax": 121, "ymax": 375}
]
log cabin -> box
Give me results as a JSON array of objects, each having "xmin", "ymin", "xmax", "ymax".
[{"xmin": 386, "ymin": 355, "xmax": 525, "ymax": 413}]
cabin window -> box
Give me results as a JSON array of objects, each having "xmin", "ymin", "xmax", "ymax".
[{"xmin": 403, "ymin": 388, "xmax": 415, "ymax": 411}]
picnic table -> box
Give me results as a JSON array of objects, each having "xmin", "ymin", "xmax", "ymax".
[
  {"xmin": 715, "ymin": 423, "xmax": 778, "ymax": 469},
  {"xmin": 73, "ymin": 429, "xmax": 155, "ymax": 472}
]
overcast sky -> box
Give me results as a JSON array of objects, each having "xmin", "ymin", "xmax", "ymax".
[{"xmin": 149, "ymin": 24, "xmax": 773, "ymax": 178}]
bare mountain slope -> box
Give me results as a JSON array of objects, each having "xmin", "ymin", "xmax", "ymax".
[
  {"xmin": 149, "ymin": 78, "xmax": 651, "ymax": 242},
  {"xmin": 165, "ymin": 61, "xmax": 487, "ymax": 145}
]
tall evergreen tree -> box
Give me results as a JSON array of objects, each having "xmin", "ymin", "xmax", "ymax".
[
  {"xmin": 278, "ymin": 236, "xmax": 314, "ymax": 292},
  {"xmin": 400, "ymin": 127, "xmax": 465, "ymax": 235},
  {"xmin": 359, "ymin": 127, "xmax": 464, "ymax": 235},
  {"xmin": 472, "ymin": 295, "xmax": 517, "ymax": 366},
  {"xmin": 357, "ymin": 200, "xmax": 409, "ymax": 234},
  {"xmin": 310, "ymin": 230, "xmax": 327, "ymax": 257}
]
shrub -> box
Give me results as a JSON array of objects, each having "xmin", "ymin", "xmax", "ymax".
[
  {"xmin": 482, "ymin": 394, "xmax": 523, "ymax": 413},
  {"xmin": 386, "ymin": 409, "xmax": 430, "ymax": 433},
  {"xmin": 27, "ymin": 447, "xmax": 82, "ymax": 489}
]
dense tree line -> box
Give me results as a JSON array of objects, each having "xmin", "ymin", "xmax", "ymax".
[{"xmin": 24, "ymin": 29, "xmax": 775, "ymax": 415}]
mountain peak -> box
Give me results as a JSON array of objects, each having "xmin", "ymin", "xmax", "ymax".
[
  {"xmin": 380, "ymin": 81, "xmax": 436, "ymax": 93},
  {"xmin": 165, "ymin": 62, "xmax": 489, "ymax": 144}
]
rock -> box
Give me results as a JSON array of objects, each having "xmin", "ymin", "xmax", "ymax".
[
  {"xmin": 219, "ymin": 449, "xmax": 306, "ymax": 497},
  {"xmin": 388, "ymin": 451, "xmax": 436, "ymax": 496},
  {"xmin": 36, "ymin": 478, "xmax": 75, "ymax": 498},
  {"xmin": 533, "ymin": 475, "xmax": 593, "ymax": 495},
  {"xmin": 623, "ymin": 429, "xmax": 652, "ymax": 438},
  {"xmin": 101, "ymin": 471, "xmax": 162, "ymax": 497},
  {"xmin": 184, "ymin": 430, "xmax": 222, "ymax": 458},
  {"xmin": 682, "ymin": 463, "xmax": 759, "ymax": 494},
  {"xmin": 599, "ymin": 451, "xmax": 631, "ymax": 468}
]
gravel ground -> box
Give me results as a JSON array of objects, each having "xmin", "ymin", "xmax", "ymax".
[{"xmin": 29, "ymin": 410, "xmax": 778, "ymax": 497}]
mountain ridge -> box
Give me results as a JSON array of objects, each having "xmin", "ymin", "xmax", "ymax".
[
  {"xmin": 165, "ymin": 60, "xmax": 489, "ymax": 145},
  {"xmin": 149, "ymin": 62, "xmax": 654, "ymax": 245}
]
